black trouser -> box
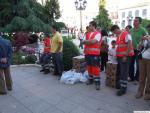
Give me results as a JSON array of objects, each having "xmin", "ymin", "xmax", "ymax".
[
  {"xmin": 40, "ymin": 53, "xmax": 51, "ymax": 65},
  {"xmin": 117, "ymin": 57, "xmax": 130, "ymax": 89},
  {"xmin": 129, "ymin": 50, "xmax": 139, "ymax": 81},
  {"xmin": 52, "ymin": 52, "xmax": 63, "ymax": 76},
  {"xmin": 100, "ymin": 52, "xmax": 108, "ymax": 71}
]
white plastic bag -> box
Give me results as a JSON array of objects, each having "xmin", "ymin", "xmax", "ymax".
[
  {"xmin": 60, "ymin": 70, "xmax": 88, "ymax": 84},
  {"xmin": 80, "ymin": 71, "xmax": 88, "ymax": 82}
]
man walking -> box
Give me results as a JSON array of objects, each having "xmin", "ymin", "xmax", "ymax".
[
  {"xmin": 51, "ymin": 25, "xmax": 63, "ymax": 77},
  {"xmin": 111, "ymin": 25, "xmax": 134, "ymax": 96},
  {"xmin": 0, "ymin": 35, "xmax": 13, "ymax": 95},
  {"xmin": 82, "ymin": 21, "xmax": 102, "ymax": 90},
  {"xmin": 129, "ymin": 17, "xmax": 148, "ymax": 82}
]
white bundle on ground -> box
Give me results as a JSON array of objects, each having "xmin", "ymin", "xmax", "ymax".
[{"xmin": 60, "ymin": 70, "xmax": 88, "ymax": 84}]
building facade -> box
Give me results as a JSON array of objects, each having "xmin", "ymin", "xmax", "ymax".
[
  {"xmin": 106, "ymin": 0, "xmax": 150, "ymax": 29},
  {"xmin": 118, "ymin": 0, "xmax": 150, "ymax": 28}
]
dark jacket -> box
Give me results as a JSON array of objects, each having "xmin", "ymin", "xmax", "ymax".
[{"xmin": 0, "ymin": 37, "xmax": 13, "ymax": 68}]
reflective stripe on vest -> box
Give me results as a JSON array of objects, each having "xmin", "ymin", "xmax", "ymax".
[
  {"xmin": 116, "ymin": 50, "xmax": 134, "ymax": 55},
  {"xmin": 84, "ymin": 48, "xmax": 100, "ymax": 52},
  {"xmin": 117, "ymin": 44, "xmax": 127, "ymax": 47},
  {"xmin": 116, "ymin": 31, "xmax": 134, "ymax": 57}
]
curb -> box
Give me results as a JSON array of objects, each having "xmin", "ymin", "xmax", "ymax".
[{"xmin": 11, "ymin": 64, "xmax": 41, "ymax": 68}]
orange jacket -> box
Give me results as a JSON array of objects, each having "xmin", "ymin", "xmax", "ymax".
[
  {"xmin": 116, "ymin": 31, "xmax": 134, "ymax": 57},
  {"xmin": 44, "ymin": 37, "xmax": 51, "ymax": 53},
  {"xmin": 84, "ymin": 31, "xmax": 101, "ymax": 55}
]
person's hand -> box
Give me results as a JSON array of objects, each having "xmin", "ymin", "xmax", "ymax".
[
  {"xmin": 122, "ymin": 56, "xmax": 127, "ymax": 62},
  {"xmin": 141, "ymin": 35, "xmax": 149, "ymax": 40},
  {"xmin": 81, "ymin": 40, "xmax": 86, "ymax": 44},
  {"xmin": 0, "ymin": 58, "xmax": 7, "ymax": 63}
]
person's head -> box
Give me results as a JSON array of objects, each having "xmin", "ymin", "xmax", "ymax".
[
  {"xmin": 125, "ymin": 25, "xmax": 132, "ymax": 33},
  {"xmin": 96, "ymin": 27, "xmax": 101, "ymax": 32},
  {"xmin": 133, "ymin": 17, "xmax": 142, "ymax": 28},
  {"xmin": 51, "ymin": 24, "xmax": 58, "ymax": 33},
  {"xmin": 146, "ymin": 24, "xmax": 150, "ymax": 35},
  {"xmin": 89, "ymin": 21, "xmax": 97, "ymax": 32},
  {"xmin": 111, "ymin": 40, "xmax": 116, "ymax": 48},
  {"xmin": 110, "ymin": 25, "xmax": 121, "ymax": 35}
]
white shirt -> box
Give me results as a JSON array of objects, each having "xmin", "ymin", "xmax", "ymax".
[
  {"xmin": 108, "ymin": 47, "xmax": 117, "ymax": 64},
  {"xmin": 125, "ymin": 34, "xmax": 132, "ymax": 43},
  {"xmin": 142, "ymin": 48, "xmax": 150, "ymax": 60},
  {"xmin": 79, "ymin": 33, "xmax": 84, "ymax": 40}
]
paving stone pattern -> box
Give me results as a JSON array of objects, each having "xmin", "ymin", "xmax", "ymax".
[{"xmin": 0, "ymin": 66, "xmax": 150, "ymax": 113}]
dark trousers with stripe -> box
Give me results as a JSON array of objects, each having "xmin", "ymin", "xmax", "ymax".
[
  {"xmin": 85, "ymin": 55, "xmax": 100, "ymax": 82},
  {"xmin": 117, "ymin": 57, "xmax": 130, "ymax": 89}
]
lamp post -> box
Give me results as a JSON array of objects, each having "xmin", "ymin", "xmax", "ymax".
[{"xmin": 74, "ymin": 0, "xmax": 87, "ymax": 32}]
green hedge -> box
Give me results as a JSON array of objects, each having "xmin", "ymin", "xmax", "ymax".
[
  {"xmin": 63, "ymin": 38, "xmax": 80, "ymax": 71},
  {"xmin": 12, "ymin": 52, "xmax": 37, "ymax": 65}
]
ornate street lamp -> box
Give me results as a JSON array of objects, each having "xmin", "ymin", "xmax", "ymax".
[{"xmin": 74, "ymin": 0, "xmax": 87, "ymax": 32}]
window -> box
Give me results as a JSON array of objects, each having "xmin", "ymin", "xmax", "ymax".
[
  {"xmin": 122, "ymin": 12, "xmax": 125, "ymax": 18},
  {"xmin": 128, "ymin": 11, "xmax": 132, "ymax": 17},
  {"xmin": 142, "ymin": 9, "xmax": 147, "ymax": 17},
  {"xmin": 135, "ymin": 10, "xmax": 139, "ymax": 17}
]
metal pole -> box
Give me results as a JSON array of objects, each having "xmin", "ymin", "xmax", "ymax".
[{"xmin": 80, "ymin": 9, "xmax": 83, "ymax": 33}]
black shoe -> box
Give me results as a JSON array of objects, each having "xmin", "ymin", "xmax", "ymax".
[
  {"xmin": 7, "ymin": 87, "xmax": 12, "ymax": 91},
  {"xmin": 116, "ymin": 85, "xmax": 121, "ymax": 89},
  {"xmin": 86, "ymin": 79, "xmax": 93, "ymax": 85},
  {"xmin": 95, "ymin": 81, "xmax": 100, "ymax": 90},
  {"xmin": 53, "ymin": 72, "xmax": 59, "ymax": 76},
  {"xmin": 128, "ymin": 79, "xmax": 134, "ymax": 82},
  {"xmin": 0, "ymin": 92, "xmax": 7, "ymax": 95},
  {"xmin": 44, "ymin": 70, "xmax": 50, "ymax": 74},
  {"xmin": 40, "ymin": 69, "xmax": 44, "ymax": 72},
  {"xmin": 116, "ymin": 89, "xmax": 126, "ymax": 96}
]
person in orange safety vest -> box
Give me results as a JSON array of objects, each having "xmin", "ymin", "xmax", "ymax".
[
  {"xmin": 111, "ymin": 25, "xmax": 134, "ymax": 96},
  {"xmin": 82, "ymin": 21, "xmax": 102, "ymax": 90},
  {"xmin": 40, "ymin": 34, "xmax": 51, "ymax": 74}
]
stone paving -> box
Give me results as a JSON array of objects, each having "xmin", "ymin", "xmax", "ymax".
[{"xmin": 0, "ymin": 66, "xmax": 150, "ymax": 113}]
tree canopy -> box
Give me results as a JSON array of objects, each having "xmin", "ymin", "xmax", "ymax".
[
  {"xmin": 141, "ymin": 19, "xmax": 150, "ymax": 29},
  {"xmin": 94, "ymin": 0, "xmax": 112, "ymax": 31},
  {"xmin": 0, "ymin": 0, "xmax": 62, "ymax": 33}
]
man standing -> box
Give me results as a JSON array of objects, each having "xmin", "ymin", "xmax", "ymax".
[
  {"xmin": 51, "ymin": 25, "xmax": 63, "ymax": 77},
  {"xmin": 129, "ymin": 17, "xmax": 148, "ymax": 82},
  {"xmin": 82, "ymin": 21, "xmax": 102, "ymax": 90},
  {"xmin": 0, "ymin": 35, "xmax": 13, "ymax": 95},
  {"xmin": 111, "ymin": 25, "xmax": 134, "ymax": 96}
]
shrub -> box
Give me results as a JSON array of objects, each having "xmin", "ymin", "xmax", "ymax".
[
  {"xmin": 25, "ymin": 55, "xmax": 37, "ymax": 64},
  {"xmin": 63, "ymin": 38, "xmax": 80, "ymax": 71},
  {"xmin": 12, "ymin": 52, "xmax": 37, "ymax": 65}
]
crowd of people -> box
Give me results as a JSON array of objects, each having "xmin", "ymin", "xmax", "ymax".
[
  {"xmin": 0, "ymin": 17, "xmax": 150, "ymax": 101},
  {"xmin": 82, "ymin": 17, "xmax": 150, "ymax": 100}
]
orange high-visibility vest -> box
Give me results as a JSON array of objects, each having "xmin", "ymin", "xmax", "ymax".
[
  {"xmin": 84, "ymin": 31, "xmax": 101, "ymax": 55},
  {"xmin": 44, "ymin": 37, "xmax": 51, "ymax": 53},
  {"xmin": 116, "ymin": 31, "xmax": 134, "ymax": 57}
]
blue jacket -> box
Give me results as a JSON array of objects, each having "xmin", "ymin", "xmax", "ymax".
[{"xmin": 0, "ymin": 37, "xmax": 13, "ymax": 68}]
